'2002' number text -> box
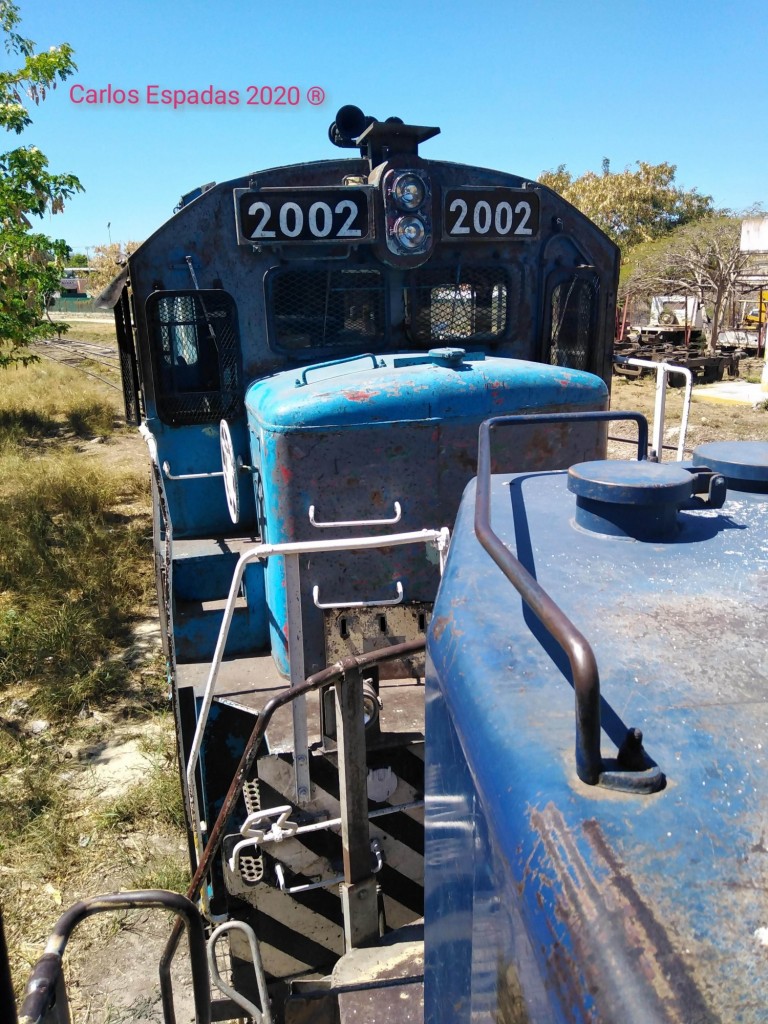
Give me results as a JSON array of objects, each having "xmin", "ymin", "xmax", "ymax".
[
  {"xmin": 246, "ymin": 198, "xmax": 364, "ymax": 240},
  {"xmin": 444, "ymin": 190, "xmax": 539, "ymax": 239}
]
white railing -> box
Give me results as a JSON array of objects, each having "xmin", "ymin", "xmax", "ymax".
[
  {"xmin": 139, "ymin": 426, "xmax": 176, "ymax": 659},
  {"xmin": 614, "ymin": 357, "xmax": 693, "ymax": 461},
  {"xmin": 185, "ymin": 526, "xmax": 451, "ymax": 868}
]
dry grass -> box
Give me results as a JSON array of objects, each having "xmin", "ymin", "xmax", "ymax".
[
  {"xmin": 609, "ymin": 371, "xmax": 767, "ymax": 458},
  {"xmin": 0, "ymin": 349, "xmax": 188, "ymax": 1004},
  {"xmin": 0, "ymin": 358, "xmax": 120, "ymax": 441}
]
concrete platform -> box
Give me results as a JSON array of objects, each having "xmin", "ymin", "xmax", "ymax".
[{"xmin": 691, "ymin": 379, "xmax": 768, "ymax": 406}]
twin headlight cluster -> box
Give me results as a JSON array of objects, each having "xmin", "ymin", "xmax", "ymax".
[{"xmin": 383, "ymin": 169, "xmax": 432, "ymax": 257}]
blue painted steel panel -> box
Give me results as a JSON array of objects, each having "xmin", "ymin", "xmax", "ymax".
[
  {"xmin": 245, "ymin": 354, "xmax": 609, "ymax": 676},
  {"xmin": 148, "ymin": 418, "xmax": 257, "ymax": 537},
  {"xmin": 246, "ymin": 352, "xmax": 607, "ymax": 431},
  {"xmin": 426, "ymin": 458, "xmax": 768, "ymax": 1022}
]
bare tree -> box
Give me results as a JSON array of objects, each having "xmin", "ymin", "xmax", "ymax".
[{"xmin": 625, "ymin": 217, "xmax": 750, "ymax": 353}]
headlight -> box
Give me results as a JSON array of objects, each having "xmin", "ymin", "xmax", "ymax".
[
  {"xmin": 392, "ymin": 172, "xmax": 426, "ymax": 211},
  {"xmin": 394, "ymin": 215, "xmax": 427, "ymax": 251}
]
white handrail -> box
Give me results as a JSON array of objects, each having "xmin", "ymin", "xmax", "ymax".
[
  {"xmin": 614, "ymin": 357, "xmax": 693, "ymax": 461},
  {"xmin": 139, "ymin": 426, "xmax": 175, "ymax": 657},
  {"xmin": 312, "ymin": 580, "xmax": 404, "ymax": 609},
  {"xmin": 309, "ymin": 500, "xmax": 402, "ymax": 528}
]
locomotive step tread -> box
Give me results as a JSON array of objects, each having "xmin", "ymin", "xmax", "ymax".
[
  {"xmin": 175, "ymin": 653, "xmax": 426, "ymax": 747},
  {"xmin": 333, "ymin": 922, "xmax": 424, "ymax": 1022},
  {"xmin": 175, "ymin": 652, "xmax": 322, "ymax": 747},
  {"xmin": 173, "ymin": 594, "xmax": 263, "ymax": 660},
  {"xmin": 175, "ymin": 651, "xmax": 285, "ymax": 702},
  {"xmin": 175, "ymin": 594, "xmax": 248, "ymax": 616},
  {"xmin": 172, "ymin": 533, "xmax": 261, "ymax": 560}
]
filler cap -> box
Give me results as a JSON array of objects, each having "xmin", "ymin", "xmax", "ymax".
[
  {"xmin": 568, "ymin": 460, "xmax": 694, "ymax": 540},
  {"xmin": 692, "ymin": 441, "xmax": 768, "ymax": 493}
]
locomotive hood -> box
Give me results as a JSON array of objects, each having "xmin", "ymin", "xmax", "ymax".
[{"xmin": 245, "ymin": 349, "xmax": 608, "ymax": 430}]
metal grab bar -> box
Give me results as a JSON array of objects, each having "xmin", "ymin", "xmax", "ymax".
[
  {"xmin": 613, "ymin": 356, "xmax": 693, "ymax": 461},
  {"xmin": 273, "ymin": 838, "xmax": 383, "ymax": 895},
  {"xmin": 161, "ymin": 461, "xmax": 253, "ymax": 481},
  {"xmin": 18, "ymin": 891, "xmax": 211, "ymax": 1024},
  {"xmin": 312, "ymin": 580, "xmax": 404, "ymax": 609},
  {"xmin": 474, "ymin": 411, "xmax": 663, "ymax": 794},
  {"xmin": 140, "ymin": 427, "xmax": 176, "ymax": 666},
  {"xmin": 161, "ymin": 641, "xmax": 427, "ymax": 1005},
  {"xmin": 309, "ymin": 500, "xmax": 402, "ymax": 528},
  {"xmin": 295, "ymin": 352, "xmax": 382, "ymax": 387},
  {"xmin": 229, "ymin": 800, "xmax": 424, "ymax": 876},
  {"xmin": 162, "ymin": 461, "xmax": 224, "ymax": 481},
  {"xmin": 207, "ymin": 922, "xmax": 272, "ymax": 1024}
]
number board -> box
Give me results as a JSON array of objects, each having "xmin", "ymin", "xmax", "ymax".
[
  {"xmin": 234, "ymin": 187, "xmax": 372, "ymax": 244},
  {"xmin": 443, "ymin": 188, "xmax": 540, "ymax": 241}
]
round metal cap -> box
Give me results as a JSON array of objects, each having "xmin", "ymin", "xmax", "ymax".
[
  {"xmin": 692, "ymin": 441, "xmax": 768, "ymax": 490},
  {"xmin": 568, "ymin": 460, "xmax": 693, "ymax": 540},
  {"xmin": 568, "ymin": 460, "xmax": 693, "ymax": 506},
  {"xmin": 428, "ymin": 347, "xmax": 466, "ymax": 365}
]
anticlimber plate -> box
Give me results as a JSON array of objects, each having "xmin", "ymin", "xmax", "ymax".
[{"xmin": 323, "ymin": 605, "xmax": 430, "ymax": 679}]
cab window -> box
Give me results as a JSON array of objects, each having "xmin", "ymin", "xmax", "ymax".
[
  {"xmin": 406, "ymin": 266, "xmax": 516, "ymax": 344},
  {"xmin": 147, "ymin": 290, "xmax": 241, "ymax": 424},
  {"xmin": 547, "ymin": 274, "xmax": 598, "ymax": 372}
]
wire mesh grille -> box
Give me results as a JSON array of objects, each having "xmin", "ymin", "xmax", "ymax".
[
  {"xmin": 407, "ymin": 266, "xmax": 512, "ymax": 343},
  {"xmin": 149, "ymin": 291, "xmax": 241, "ymax": 425},
  {"xmin": 269, "ymin": 268, "xmax": 386, "ymax": 350},
  {"xmin": 549, "ymin": 276, "xmax": 596, "ymax": 371}
]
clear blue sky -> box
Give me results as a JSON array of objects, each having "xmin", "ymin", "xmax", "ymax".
[{"xmin": 9, "ymin": 0, "xmax": 767, "ymax": 255}]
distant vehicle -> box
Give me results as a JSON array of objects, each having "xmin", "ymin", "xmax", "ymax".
[
  {"xmin": 639, "ymin": 294, "xmax": 705, "ymax": 343},
  {"xmin": 738, "ymin": 288, "xmax": 768, "ymax": 330}
]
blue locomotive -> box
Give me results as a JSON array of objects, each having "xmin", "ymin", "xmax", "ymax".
[{"xmin": 19, "ymin": 106, "xmax": 766, "ymax": 1024}]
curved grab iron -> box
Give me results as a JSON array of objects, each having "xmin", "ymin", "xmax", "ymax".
[
  {"xmin": 474, "ymin": 411, "xmax": 663, "ymax": 792},
  {"xmin": 18, "ymin": 891, "xmax": 210, "ymax": 1024}
]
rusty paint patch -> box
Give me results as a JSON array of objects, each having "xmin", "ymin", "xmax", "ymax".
[
  {"xmin": 528, "ymin": 803, "xmax": 716, "ymax": 1022},
  {"xmin": 341, "ymin": 389, "xmax": 376, "ymax": 403},
  {"xmin": 430, "ymin": 615, "xmax": 451, "ymax": 641}
]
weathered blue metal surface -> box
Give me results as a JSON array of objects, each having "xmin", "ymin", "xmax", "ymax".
[
  {"xmin": 246, "ymin": 351, "xmax": 607, "ymax": 430},
  {"xmin": 147, "ymin": 418, "xmax": 257, "ymax": 538},
  {"xmin": 246, "ymin": 355, "xmax": 609, "ymax": 675},
  {"xmin": 426, "ymin": 447, "xmax": 768, "ymax": 1023}
]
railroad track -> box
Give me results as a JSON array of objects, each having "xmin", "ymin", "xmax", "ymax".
[{"xmin": 33, "ymin": 336, "xmax": 123, "ymax": 391}]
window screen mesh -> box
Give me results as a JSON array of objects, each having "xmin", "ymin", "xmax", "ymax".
[
  {"xmin": 407, "ymin": 267, "xmax": 511, "ymax": 343},
  {"xmin": 269, "ymin": 269, "xmax": 386, "ymax": 350},
  {"xmin": 149, "ymin": 291, "xmax": 241, "ymax": 425},
  {"xmin": 549, "ymin": 276, "xmax": 596, "ymax": 371}
]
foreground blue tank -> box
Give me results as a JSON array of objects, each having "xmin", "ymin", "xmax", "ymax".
[{"xmin": 426, "ymin": 434, "xmax": 768, "ymax": 1022}]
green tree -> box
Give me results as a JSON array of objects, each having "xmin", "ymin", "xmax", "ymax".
[
  {"xmin": 625, "ymin": 216, "xmax": 750, "ymax": 353},
  {"xmin": 68, "ymin": 251, "xmax": 89, "ymax": 267},
  {"xmin": 538, "ymin": 160, "xmax": 714, "ymax": 250},
  {"xmin": 0, "ymin": 1, "xmax": 83, "ymax": 366}
]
